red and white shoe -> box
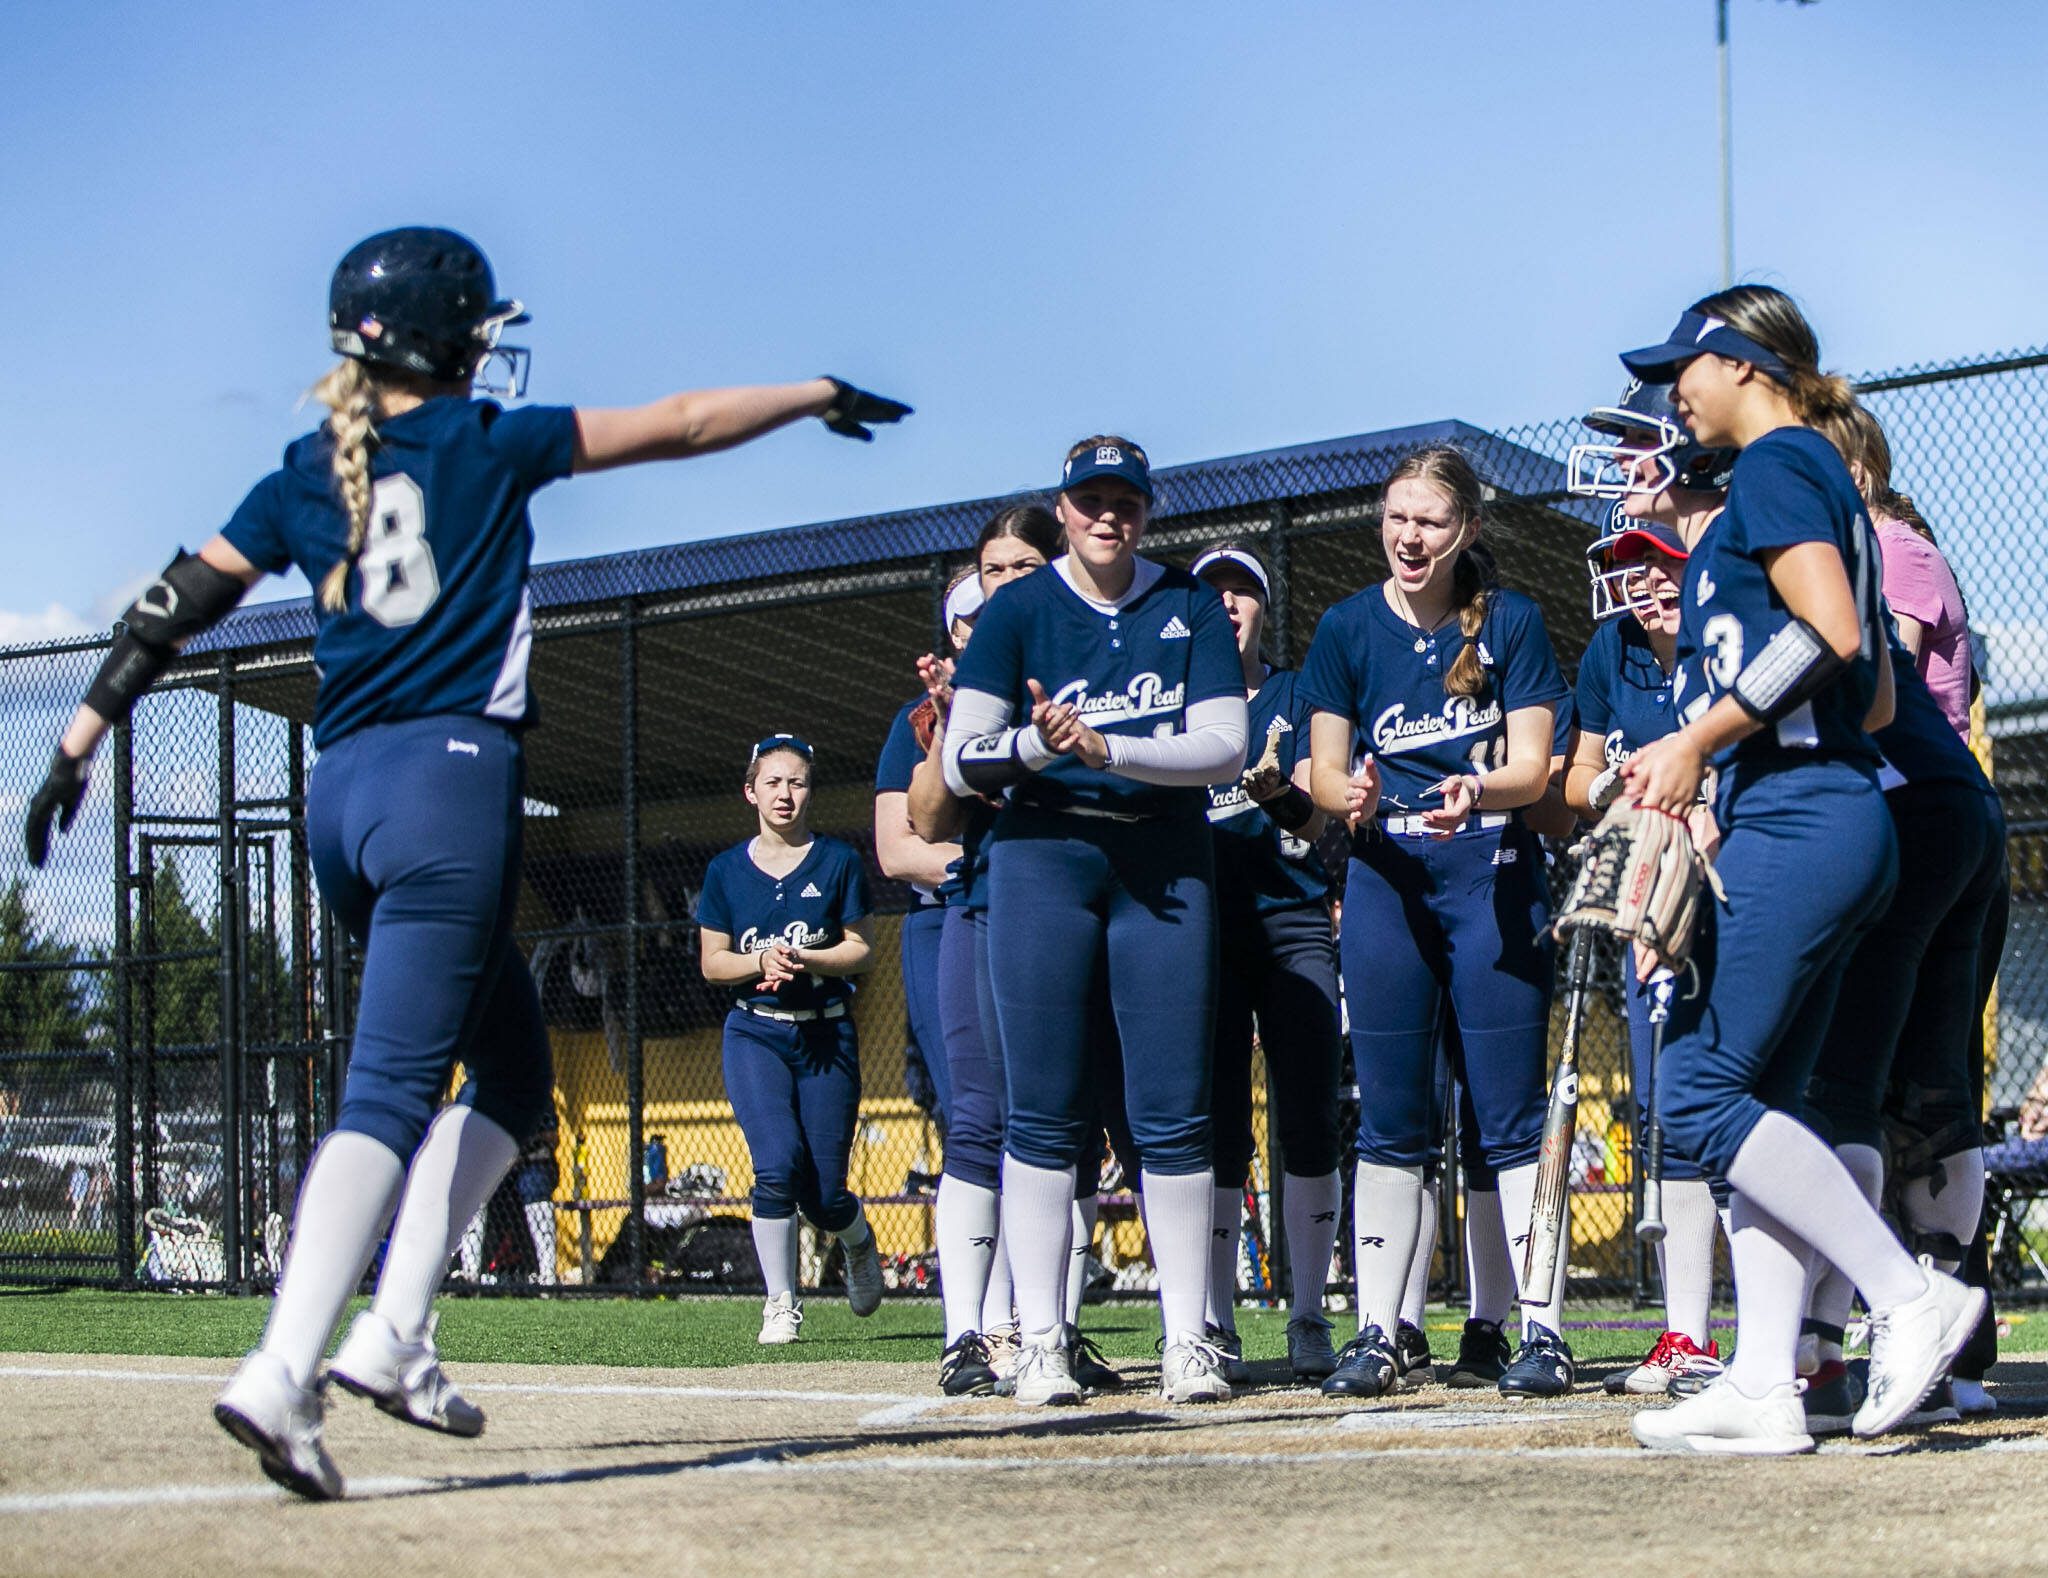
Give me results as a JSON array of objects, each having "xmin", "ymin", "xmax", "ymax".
[{"xmin": 1603, "ymin": 1331, "xmax": 1724, "ymax": 1396}]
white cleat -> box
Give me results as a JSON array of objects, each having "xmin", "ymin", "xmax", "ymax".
[
  {"xmin": 1952, "ymin": 1377, "xmax": 1997, "ymax": 1417},
  {"xmin": 985, "ymin": 1321, "xmax": 1021, "ymax": 1396},
  {"xmin": 214, "ymin": 1349, "xmax": 345, "ymax": 1501},
  {"xmin": 1631, "ymin": 1376, "xmax": 1815, "ymax": 1457},
  {"xmin": 329, "ymin": 1311, "xmax": 485, "ymax": 1437},
  {"xmin": 1161, "ymin": 1335, "xmax": 1234, "ymax": 1404},
  {"xmin": 1012, "ymin": 1331, "xmax": 1082, "ymax": 1406},
  {"xmin": 757, "ymin": 1292, "xmax": 804, "ymax": 1345},
  {"xmin": 842, "ymin": 1230, "xmax": 884, "ymax": 1318},
  {"xmin": 1854, "ymin": 1265, "xmax": 1986, "ymax": 1439}
]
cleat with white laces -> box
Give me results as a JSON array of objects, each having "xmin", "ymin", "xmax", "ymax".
[
  {"xmin": 757, "ymin": 1292, "xmax": 804, "ymax": 1345},
  {"xmin": 1604, "ymin": 1330, "xmax": 1723, "ymax": 1397},
  {"xmin": 1393, "ymin": 1321, "xmax": 1435, "ymax": 1390},
  {"xmin": 985, "ymin": 1321, "xmax": 1021, "ymax": 1396},
  {"xmin": 1205, "ymin": 1323, "xmax": 1251, "ymax": 1386},
  {"xmin": 842, "ymin": 1229, "xmax": 884, "ymax": 1317},
  {"xmin": 1854, "ymin": 1264, "xmax": 1985, "ymax": 1438},
  {"xmin": 1066, "ymin": 1325, "xmax": 1124, "ymax": 1392},
  {"xmin": 939, "ymin": 1332, "xmax": 997, "ymax": 1396},
  {"xmin": 1287, "ymin": 1315, "xmax": 1339, "ymax": 1382},
  {"xmin": 1012, "ymin": 1330, "xmax": 1082, "ymax": 1406},
  {"xmin": 1321, "ymin": 1324, "xmax": 1399, "ymax": 1399},
  {"xmin": 214, "ymin": 1349, "xmax": 345, "ymax": 1501},
  {"xmin": 1632, "ymin": 1376, "xmax": 1816, "ymax": 1456},
  {"xmin": 329, "ymin": 1311, "xmax": 485, "ymax": 1437},
  {"xmin": 1161, "ymin": 1335, "xmax": 1233, "ymax": 1403}
]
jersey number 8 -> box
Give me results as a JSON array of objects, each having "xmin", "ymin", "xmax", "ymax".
[{"xmin": 359, "ymin": 474, "xmax": 441, "ymax": 628}]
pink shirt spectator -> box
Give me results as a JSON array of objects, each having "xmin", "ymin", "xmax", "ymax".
[{"xmin": 1876, "ymin": 515, "xmax": 1972, "ymax": 741}]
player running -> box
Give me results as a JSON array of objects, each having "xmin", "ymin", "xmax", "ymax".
[
  {"xmin": 1617, "ymin": 285, "xmax": 1984, "ymax": 1454},
  {"xmin": 21, "ymin": 227, "xmax": 909, "ymax": 1498}
]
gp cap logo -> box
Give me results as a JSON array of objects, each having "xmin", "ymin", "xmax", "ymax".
[{"xmin": 1096, "ymin": 445, "xmax": 1122, "ymax": 465}]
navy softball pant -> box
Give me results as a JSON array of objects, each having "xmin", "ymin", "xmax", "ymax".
[
  {"xmin": 901, "ymin": 904, "xmax": 951, "ymax": 1129},
  {"xmin": 939, "ymin": 905, "xmax": 1006, "ymax": 1191},
  {"xmin": 308, "ymin": 714, "xmax": 553, "ymax": 1160},
  {"xmin": 1342, "ymin": 821, "xmax": 1552, "ymax": 1172},
  {"xmin": 987, "ymin": 806, "xmax": 1216, "ymax": 1177},
  {"xmin": 721, "ymin": 1008, "xmax": 862, "ymax": 1231},
  {"xmin": 1212, "ymin": 900, "xmax": 1343, "ymax": 1185},
  {"xmin": 1657, "ymin": 758, "xmax": 1898, "ymax": 1179}
]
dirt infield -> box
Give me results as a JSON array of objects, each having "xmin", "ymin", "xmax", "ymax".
[{"xmin": 2, "ymin": 1351, "xmax": 2044, "ymax": 1578}]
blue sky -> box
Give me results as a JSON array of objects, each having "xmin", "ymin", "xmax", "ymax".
[{"xmin": 3, "ymin": 0, "xmax": 2045, "ymax": 636}]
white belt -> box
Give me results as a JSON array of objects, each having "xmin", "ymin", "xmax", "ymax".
[
  {"xmin": 1046, "ymin": 804, "xmax": 1156, "ymax": 823},
  {"xmin": 1378, "ymin": 812, "xmax": 1510, "ymax": 837},
  {"xmin": 742, "ymin": 1001, "xmax": 849, "ymax": 1024}
]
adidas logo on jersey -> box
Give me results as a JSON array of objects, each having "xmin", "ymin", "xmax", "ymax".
[
  {"xmin": 1159, "ymin": 615, "xmax": 1191, "ymax": 639},
  {"xmin": 800, "ymin": 882, "xmax": 822, "ymax": 898}
]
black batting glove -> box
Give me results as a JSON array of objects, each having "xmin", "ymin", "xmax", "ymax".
[
  {"xmin": 24, "ymin": 748, "xmax": 90, "ymax": 868},
  {"xmin": 820, "ymin": 378, "xmax": 912, "ymax": 442}
]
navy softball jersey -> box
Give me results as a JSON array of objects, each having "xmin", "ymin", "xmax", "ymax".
[
  {"xmin": 1573, "ymin": 615, "xmax": 1677, "ymax": 772},
  {"xmin": 1299, "ymin": 586, "xmax": 1568, "ymax": 818},
  {"xmin": 1206, "ymin": 667, "xmax": 1329, "ymax": 913},
  {"xmin": 876, "ymin": 697, "xmax": 948, "ymax": 908},
  {"xmin": 876, "ymin": 696, "xmax": 951, "ymax": 1125},
  {"xmin": 695, "ymin": 836, "xmax": 871, "ymax": 1017},
  {"xmin": 222, "ymin": 398, "xmax": 577, "ymax": 748}
]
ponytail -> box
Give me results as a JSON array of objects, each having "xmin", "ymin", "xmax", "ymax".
[
  {"xmin": 1443, "ymin": 548, "xmax": 1492, "ymax": 698},
  {"xmin": 1688, "ymin": 285, "xmax": 1857, "ymax": 428},
  {"xmin": 310, "ymin": 359, "xmax": 376, "ymax": 613}
]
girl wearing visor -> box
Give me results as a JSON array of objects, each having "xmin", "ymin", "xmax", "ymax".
[
  {"xmin": 1299, "ymin": 445, "xmax": 1572, "ymax": 1402},
  {"xmin": 1191, "ymin": 541, "xmax": 1345, "ymax": 1385},
  {"xmin": 1563, "ymin": 380, "xmax": 1735, "ymax": 1398},
  {"xmin": 943, "ymin": 437, "xmax": 1248, "ymax": 1406},
  {"xmin": 698, "ymin": 734, "xmax": 884, "ymax": 1345},
  {"xmin": 1616, "ymin": 286, "xmax": 1983, "ymax": 1453}
]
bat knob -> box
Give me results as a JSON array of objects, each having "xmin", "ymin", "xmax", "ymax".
[{"xmin": 1635, "ymin": 1222, "xmax": 1667, "ymax": 1245}]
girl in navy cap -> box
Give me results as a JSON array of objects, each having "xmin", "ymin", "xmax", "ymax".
[
  {"xmin": 1564, "ymin": 382, "xmax": 1736, "ymax": 1398},
  {"xmin": 1190, "ymin": 541, "xmax": 1345, "ymax": 1384},
  {"xmin": 1618, "ymin": 285, "xmax": 1983, "ymax": 1453},
  {"xmin": 1300, "ymin": 444, "xmax": 1572, "ymax": 1401},
  {"xmin": 698, "ymin": 735, "xmax": 883, "ymax": 1344},
  {"xmin": 22, "ymin": 226, "xmax": 911, "ymax": 1499},
  {"xmin": 943, "ymin": 436, "xmax": 1248, "ymax": 1405}
]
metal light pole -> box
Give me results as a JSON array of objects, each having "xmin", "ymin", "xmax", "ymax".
[{"xmin": 1718, "ymin": 0, "xmax": 1734, "ymax": 287}]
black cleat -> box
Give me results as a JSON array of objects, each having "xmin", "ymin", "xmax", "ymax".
[
  {"xmin": 940, "ymin": 1332, "xmax": 997, "ymax": 1396},
  {"xmin": 1498, "ymin": 1322, "xmax": 1576, "ymax": 1399},
  {"xmin": 1443, "ymin": 1319, "xmax": 1513, "ymax": 1389},
  {"xmin": 1066, "ymin": 1325, "xmax": 1124, "ymax": 1391},
  {"xmin": 1393, "ymin": 1321, "xmax": 1435, "ymax": 1390},
  {"xmin": 1321, "ymin": 1324, "xmax": 1399, "ymax": 1399}
]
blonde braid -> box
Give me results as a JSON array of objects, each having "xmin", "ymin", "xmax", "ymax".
[{"xmin": 311, "ymin": 359, "xmax": 376, "ymax": 612}]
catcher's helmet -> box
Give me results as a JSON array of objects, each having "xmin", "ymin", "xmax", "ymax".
[
  {"xmin": 328, "ymin": 227, "xmax": 530, "ymax": 392},
  {"xmin": 1566, "ymin": 378, "xmax": 1735, "ymax": 500}
]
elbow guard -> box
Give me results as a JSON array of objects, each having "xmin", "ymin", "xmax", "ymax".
[
  {"xmin": 954, "ymin": 730, "xmax": 1034, "ymax": 794},
  {"xmin": 83, "ymin": 550, "xmax": 247, "ymax": 724},
  {"xmin": 1730, "ymin": 617, "xmax": 1848, "ymax": 726}
]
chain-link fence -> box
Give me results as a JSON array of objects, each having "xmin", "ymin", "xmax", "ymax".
[{"xmin": 2, "ymin": 346, "xmax": 2044, "ymax": 1307}]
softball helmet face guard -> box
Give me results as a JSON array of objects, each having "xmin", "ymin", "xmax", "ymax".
[
  {"xmin": 1565, "ymin": 378, "xmax": 1735, "ymax": 499},
  {"xmin": 329, "ymin": 226, "xmax": 532, "ymax": 396},
  {"xmin": 1586, "ymin": 504, "xmax": 1689, "ymax": 624}
]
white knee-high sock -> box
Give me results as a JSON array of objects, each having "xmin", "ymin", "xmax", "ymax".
[
  {"xmin": 1282, "ymin": 1169, "xmax": 1341, "ymax": 1325},
  {"xmin": 1206, "ymin": 1184, "xmax": 1242, "ymax": 1333},
  {"xmin": 1401, "ymin": 1174, "xmax": 1440, "ymax": 1330},
  {"xmin": 834, "ymin": 1204, "xmax": 873, "ymax": 1247},
  {"xmin": 1498, "ymin": 1161, "xmax": 1565, "ymax": 1336},
  {"xmin": 456, "ymin": 1210, "xmax": 484, "ymax": 1281},
  {"xmin": 1659, "ymin": 1178, "xmax": 1720, "ymax": 1347},
  {"xmin": 1064, "ymin": 1193, "xmax": 1100, "ymax": 1330},
  {"xmin": 372, "ymin": 1107, "xmax": 522, "ymax": 1344},
  {"xmin": 982, "ymin": 1215, "xmax": 1016, "ymax": 1333},
  {"xmin": 1726, "ymin": 1113, "xmax": 1922, "ymax": 1310},
  {"xmin": 1000, "ymin": 1156, "xmax": 1075, "ymax": 1339},
  {"xmin": 936, "ymin": 1176, "xmax": 1000, "ymax": 1343},
  {"xmin": 1142, "ymin": 1169, "xmax": 1217, "ymax": 1344},
  {"xmin": 1353, "ymin": 1162, "xmax": 1424, "ymax": 1336},
  {"xmin": 1722, "ymin": 1191, "xmax": 1812, "ymax": 1397},
  {"xmin": 1463, "ymin": 1187, "xmax": 1515, "ymax": 1326},
  {"xmin": 1807, "ymin": 1143, "xmax": 1885, "ymax": 1338},
  {"xmin": 1900, "ymin": 1149, "xmax": 1986, "ymax": 1275},
  {"xmin": 523, "ymin": 1200, "xmax": 558, "ymax": 1286},
  {"xmin": 752, "ymin": 1215, "xmax": 798, "ymax": 1302},
  {"xmin": 261, "ymin": 1131, "xmax": 406, "ymax": 1388}
]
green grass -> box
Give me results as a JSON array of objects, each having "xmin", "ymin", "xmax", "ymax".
[{"xmin": 6, "ymin": 1290, "xmax": 2038, "ymax": 1371}]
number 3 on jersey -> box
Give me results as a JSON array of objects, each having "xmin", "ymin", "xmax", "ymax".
[{"xmin": 359, "ymin": 474, "xmax": 440, "ymax": 627}]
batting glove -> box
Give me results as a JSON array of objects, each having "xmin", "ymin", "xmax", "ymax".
[
  {"xmin": 821, "ymin": 378, "xmax": 912, "ymax": 441},
  {"xmin": 24, "ymin": 748, "xmax": 90, "ymax": 867}
]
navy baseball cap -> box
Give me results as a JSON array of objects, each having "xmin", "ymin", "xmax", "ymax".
[
  {"xmin": 1059, "ymin": 441, "xmax": 1154, "ymax": 500},
  {"xmin": 750, "ymin": 732, "xmax": 814, "ymax": 762},
  {"xmin": 1190, "ymin": 546, "xmax": 1272, "ymax": 600},
  {"xmin": 1620, "ymin": 310, "xmax": 1795, "ymax": 384},
  {"xmin": 1601, "ymin": 522, "xmax": 1689, "ymax": 562}
]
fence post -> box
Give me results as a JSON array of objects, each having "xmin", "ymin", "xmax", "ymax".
[
  {"xmin": 1267, "ymin": 504, "xmax": 1294, "ymax": 665},
  {"xmin": 622, "ymin": 598, "xmax": 646, "ymax": 1287},
  {"xmin": 216, "ymin": 653, "xmax": 246, "ymax": 1291},
  {"xmin": 111, "ymin": 720, "xmax": 137, "ymax": 1287},
  {"xmin": 928, "ymin": 554, "xmax": 950, "ymax": 650}
]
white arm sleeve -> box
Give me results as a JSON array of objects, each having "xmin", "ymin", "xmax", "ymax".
[
  {"xmin": 1102, "ymin": 696, "xmax": 1249, "ymax": 786},
  {"xmin": 940, "ymin": 686, "xmax": 1056, "ymax": 797}
]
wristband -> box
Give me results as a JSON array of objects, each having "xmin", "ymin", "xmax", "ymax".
[{"xmin": 1266, "ymin": 784, "xmax": 1315, "ymax": 832}]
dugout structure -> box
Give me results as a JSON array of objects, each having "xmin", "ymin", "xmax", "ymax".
[{"xmin": 4, "ymin": 346, "xmax": 2047, "ymax": 1305}]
